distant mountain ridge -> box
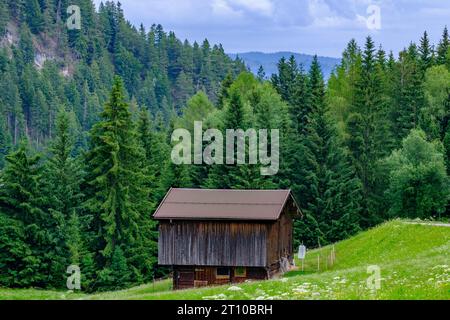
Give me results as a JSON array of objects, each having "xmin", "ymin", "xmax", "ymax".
[{"xmin": 228, "ymin": 51, "xmax": 341, "ymax": 79}]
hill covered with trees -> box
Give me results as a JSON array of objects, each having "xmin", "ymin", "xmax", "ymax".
[
  {"xmin": 228, "ymin": 51, "xmax": 340, "ymax": 80},
  {"xmin": 0, "ymin": 0, "xmax": 245, "ymax": 155},
  {"xmin": 0, "ymin": 0, "xmax": 449, "ymax": 293}
]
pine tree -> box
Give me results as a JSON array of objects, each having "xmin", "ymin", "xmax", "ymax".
[
  {"xmin": 392, "ymin": 45, "xmax": 424, "ymax": 143},
  {"xmin": 85, "ymin": 77, "xmax": 155, "ymax": 289},
  {"xmin": 295, "ymin": 57, "xmax": 362, "ymax": 247},
  {"xmin": 45, "ymin": 107, "xmax": 84, "ymax": 219},
  {"xmin": 346, "ymin": 37, "xmax": 386, "ymax": 227},
  {"xmin": 25, "ymin": 0, "xmax": 45, "ymax": 34},
  {"xmin": 136, "ymin": 108, "xmax": 161, "ymax": 208},
  {"xmin": 0, "ymin": 211, "xmax": 34, "ymax": 287},
  {"xmin": 217, "ymin": 72, "xmax": 233, "ymax": 109},
  {"xmin": 17, "ymin": 25, "xmax": 35, "ymax": 66},
  {"xmin": 97, "ymin": 246, "xmax": 131, "ymax": 291},
  {"xmin": 437, "ymin": 26, "xmax": 450, "ymax": 65},
  {"xmin": 205, "ymin": 85, "xmax": 257, "ymax": 189},
  {"xmin": 327, "ymin": 39, "xmax": 362, "ymax": 130},
  {"xmin": 0, "ymin": 117, "xmax": 12, "ymax": 168},
  {"xmin": 204, "ymin": 90, "xmax": 241, "ymax": 189},
  {"xmin": 0, "ymin": 142, "xmax": 51, "ymax": 287},
  {"xmin": 42, "ymin": 107, "xmax": 86, "ymax": 287},
  {"xmin": 257, "ymin": 65, "xmax": 266, "ymax": 82},
  {"xmin": 419, "ymin": 31, "xmax": 434, "ymax": 72},
  {"xmin": 0, "ymin": 0, "xmax": 8, "ymax": 37}
]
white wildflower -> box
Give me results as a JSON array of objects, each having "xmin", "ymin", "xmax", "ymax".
[
  {"xmin": 227, "ymin": 286, "xmax": 242, "ymax": 291},
  {"xmin": 293, "ymin": 288, "xmax": 309, "ymax": 294}
]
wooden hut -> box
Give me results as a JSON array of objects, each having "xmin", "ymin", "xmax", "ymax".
[{"xmin": 154, "ymin": 188, "xmax": 301, "ymax": 290}]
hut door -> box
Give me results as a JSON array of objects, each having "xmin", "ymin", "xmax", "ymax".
[{"xmin": 176, "ymin": 268, "xmax": 195, "ymax": 289}]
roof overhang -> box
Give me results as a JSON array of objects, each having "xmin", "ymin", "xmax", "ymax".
[{"xmin": 153, "ymin": 188, "xmax": 302, "ymax": 221}]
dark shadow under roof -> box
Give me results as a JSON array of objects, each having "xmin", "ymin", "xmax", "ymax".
[{"xmin": 153, "ymin": 188, "xmax": 299, "ymax": 221}]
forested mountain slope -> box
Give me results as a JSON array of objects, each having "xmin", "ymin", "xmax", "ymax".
[
  {"xmin": 229, "ymin": 51, "xmax": 340, "ymax": 79},
  {"xmin": 0, "ymin": 0, "xmax": 245, "ymax": 151}
]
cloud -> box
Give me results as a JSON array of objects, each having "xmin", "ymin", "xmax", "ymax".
[
  {"xmin": 271, "ymin": 0, "xmax": 312, "ymax": 27},
  {"xmin": 92, "ymin": 0, "xmax": 450, "ymax": 56},
  {"xmin": 211, "ymin": 0, "xmax": 274, "ymax": 22},
  {"xmin": 211, "ymin": 0, "xmax": 243, "ymax": 19},
  {"xmin": 93, "ymin": 0, "xmax": 366, "ymax": 29},
  {"xmin": 228, "ymin": 0, "xmax": 274, "ymax": 16},
  {"xmin": 306, "ymin": 0, "xmax": 367, "ymax": 28},
  {"xmin": 322, "ymin": 0, "xmax": 370, "ymax": 19}
]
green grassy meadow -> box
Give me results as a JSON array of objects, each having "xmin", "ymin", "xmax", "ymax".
[{"xmin": 1, "ymin": 220, "xmax": 449, "ymax": 300}]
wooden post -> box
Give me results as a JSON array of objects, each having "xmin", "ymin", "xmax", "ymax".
[
  {"xmin": 331, "ymin": 245, "xmax": 336, "ymax": 265},
  {"xmin": 317, "ymin": 254, "xmax": 320, "ymax": 272}
]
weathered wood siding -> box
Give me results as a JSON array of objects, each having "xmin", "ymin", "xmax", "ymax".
[
  {"xmin": 159, "ymin": 221, "xmax": 268, "ymax": 267},
  {"xmin": 267, "ymin": 209, "xmax": 293, "ymax": 263},
  {"xmin": 267, "ymin": 206, "xmax": 294, "ymax": 267}
]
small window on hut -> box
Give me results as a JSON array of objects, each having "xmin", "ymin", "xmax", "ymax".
[
  {"xmin": 234, "ymin": 267, "xmax": 246, "ymax": 278},
  {"xmin": 216, "ymin": 267, "xmax": 230, "ymax": 280}
]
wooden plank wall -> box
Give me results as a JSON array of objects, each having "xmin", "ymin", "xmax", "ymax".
[
  {"xmin": 267, "ymin": 204, "xmax": 294, "ymax": 270},
  {"xmin": 159, "ymin": 221, "xmax": 268, "ymax": 267},
  {"xmin": 173, "ymin": 267, "xmax": 195, "ymax": 290},
  {"xmin": 173, "ymin": 266, "xmax": 268, "ymax": 290}
]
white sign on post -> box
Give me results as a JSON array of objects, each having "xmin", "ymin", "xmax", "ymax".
[
  {"xmin": 298, "ymin": 245, "xmax": 306, "ymax": 260},
  {"xmin": 298, "ymin": 245, "xmax": 306, "ymax": 272}
]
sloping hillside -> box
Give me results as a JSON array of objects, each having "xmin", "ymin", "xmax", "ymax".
[
  {"xmin": 0, "ymin": 0, "xmax": 246, "ymax": 150},
  {"xmin": 1, "ymin": 220, "xmax": 448, "ymax": 300}
]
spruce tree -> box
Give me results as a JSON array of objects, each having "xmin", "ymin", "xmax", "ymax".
[
  {"xmin": 0, "ymin": 118, "xmax": 12, "ymax": 168},
  {"xmin": 0, "ymin": 142, "xmax": 51, "ymax": 287},
  {"xmin": 0, "ymin": 0, "xmax": 8, "ymax": 37},
  {"xmin": 45, "ymin": 107, "xmax": 84, "ymax": 220},
  {"xmin": 25, "ymin": 0, "xmax": 44, "ymax": 34},
  {"xmin": 419, "ymin": 31, "xmax": 434, "ymax": 72},
  {"xmin": 257, "ymin": 65, "xmax": 266, "ymax": 82},
  {"xmin": 437, "ymin": 27, "xmax": 450, "ymax": 65},
  {"xmin": 217, "ymin": 72, "xmax": 233, "ymax": 110},
  {"xmin": 205, "ymin": 89, "xmax": 246, "ymax": 189},
  {"xmin": 346, "ymin": 37, "xmax": 386, "ymax": 227},
  {"xmin": 85, "ymin": 77, "xmax": 155, "ymax": 289},
  {"xmin": 205, "ymin": 83, "xmax": 261, "ymax": 189},
  {"xmin": 0, "ymin": 211, "xmax": 34, "ymax": 287},
  {"xmin": 42, "ymin": 107, "xmax": 86, "ymax": 287},
  {"xmin": 137, "ymin": 109, "xmax": 172, "ymax": 205},
  {"xmin": 295, "ymin": 57, "xmax": 362, "ymax": 247},
  {"xmin": 392, "ymin": 44, "xmax": 424, "ymax": 142}
]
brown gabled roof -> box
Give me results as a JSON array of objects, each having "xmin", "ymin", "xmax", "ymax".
[{"xmin": 153, "ymin": 188, "xmax": 300, "ymax": 221}]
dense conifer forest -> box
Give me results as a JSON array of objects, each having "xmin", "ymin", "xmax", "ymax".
[{"xmin": 0, "ymin": 0, "xmax": 449, "ymax": 292}]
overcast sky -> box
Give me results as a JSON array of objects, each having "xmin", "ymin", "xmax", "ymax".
[{"xmin": 93, "ymin": 0, "xmax": 450, "ymax": 58}]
